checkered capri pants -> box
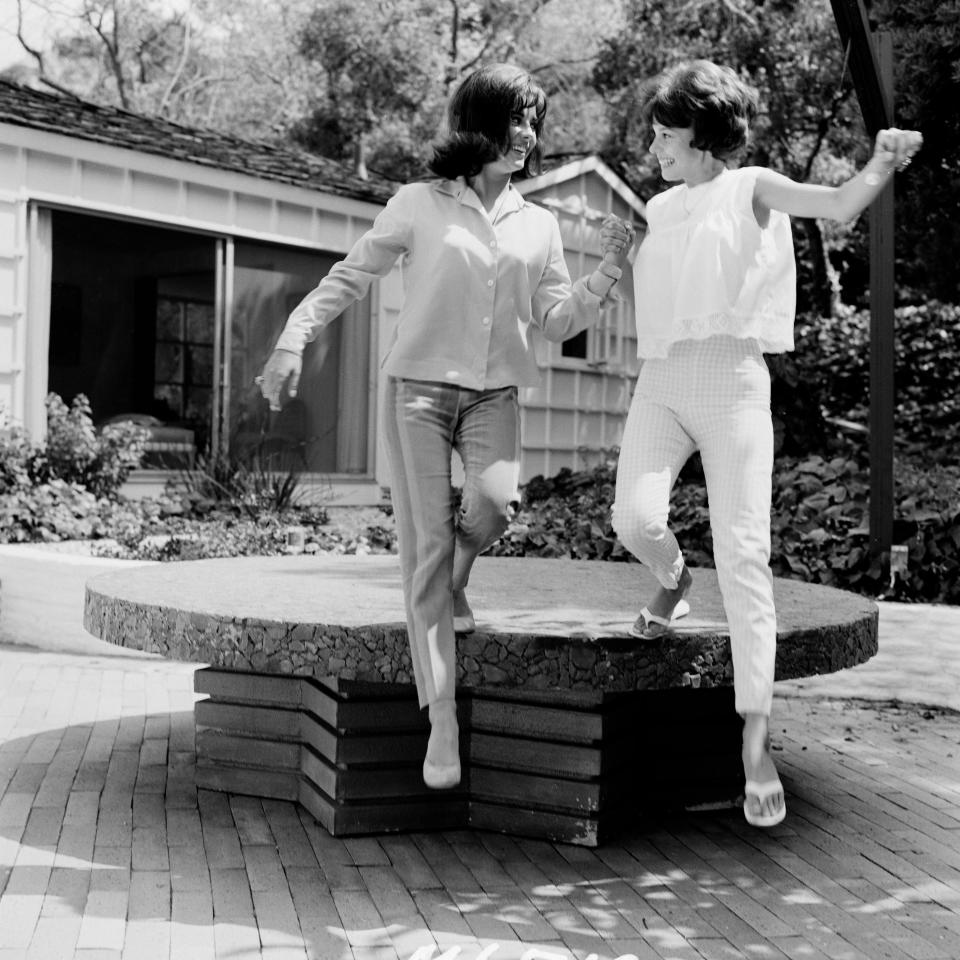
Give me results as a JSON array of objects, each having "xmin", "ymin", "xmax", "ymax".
[{"xmin": 612, "ymin": 335, "xmax": 778, "ymax": 716}]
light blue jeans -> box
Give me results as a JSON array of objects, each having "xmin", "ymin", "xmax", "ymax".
[{"xmin": 381, "ymin": 377, "xmax": 521, "ymax": 707}]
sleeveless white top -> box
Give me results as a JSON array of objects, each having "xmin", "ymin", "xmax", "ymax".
[{"xmin": 632, "ymin": 166, "xmax": 797, "ymax": 358}]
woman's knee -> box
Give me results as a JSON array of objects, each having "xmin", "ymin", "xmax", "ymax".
[
  {"xmin": 457, "ymin": 490, "xmax": 516, "ymax": 545},
  {"xmin": 612, "ymin": 501, "xmax": 668, "ymax": 553}
]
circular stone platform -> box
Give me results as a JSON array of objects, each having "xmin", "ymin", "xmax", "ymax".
[{"xmin": 84, "ymin": 555, "xmax": 878, "ymax": 693}]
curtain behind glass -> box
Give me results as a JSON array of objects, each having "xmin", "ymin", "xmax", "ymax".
[
  {"xmin": 229, "ymin": 239, "xmax": 372, "ymax": 475},
  {"xmin": 26, "ymin": 206, "xmax": 53, "ymax": 435}
]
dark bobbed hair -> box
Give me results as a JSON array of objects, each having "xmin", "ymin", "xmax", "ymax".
[
  {"xmin": 429, "ymin": 63, "xmax": 547, "ymax": 180},
  {"xmin": 640, "ymin": 60, "xmax": 758, "ymax": 161}
]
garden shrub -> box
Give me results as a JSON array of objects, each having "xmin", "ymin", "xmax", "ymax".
[
  {"xmin": 1, "ymin": 393, "xmax": 149, "ymax": 542},
  {"xmin": 774, "ymin": 301, "xmax": 960, "ymax": 463},
  {"xmin": 0, "ymin": 477, "xmax": 105, "ymax": 543},
  {"xmin": 30, "ymin": 394, "xmax": 150, "ymax": 498},
  {"xmin": 0, "ymin": 418, "xmax": 32, "ymax": 492},
  {"xmin": 168, "ymin": 449, "xmax": 316, "ymax": 519},
  {"xmin": 491, "ymin": 447, "xmax": 960, "ymax": 605}
]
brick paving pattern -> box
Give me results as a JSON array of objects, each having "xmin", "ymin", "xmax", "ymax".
[{"xmin": 2, "ymin": 645, "xmax": 960, "ymax": 960}]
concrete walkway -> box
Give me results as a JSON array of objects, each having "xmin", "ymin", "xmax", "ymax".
[{"xmin": 1, "ymin": 545, "xmax": 960, "ymax": 960}]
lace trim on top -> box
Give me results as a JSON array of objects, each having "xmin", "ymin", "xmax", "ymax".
[{"xmin": 636, "ymin": 310, "xmax": 795, "ymax": 359}]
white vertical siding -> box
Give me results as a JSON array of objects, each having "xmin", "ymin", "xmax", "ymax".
[
  {"xmin": 519, "ymin": 166, "xmax": 643, "ymax": 482},
  {"xmin": 0, "ymin": 125, "xmax": 391, "ymax": 452},
  {"xmin": 0, "ymin": 188, "xmax": 26, "ymax": 423}
]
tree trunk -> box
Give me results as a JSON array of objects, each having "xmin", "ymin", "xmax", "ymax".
[{"xmin": 353, "ymin": 135, "xmax": 368, "ymax": 181}]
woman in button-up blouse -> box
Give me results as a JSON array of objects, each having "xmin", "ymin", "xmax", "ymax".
[{"xmin": 259, "ymin": 63, "xmax": 632, "ymax": 790}]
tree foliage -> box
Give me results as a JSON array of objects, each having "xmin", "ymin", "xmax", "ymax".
[
  {"xmin": 870, "ymin": 0, "xmax": 960, "ymax": 303},
  {"xmin": 291, "ymin": 0, "xmax": 620, "ymax": 180},
  {"xmin": 592, "ymin": 0, "xmax": 868, "ymax": 314},
  {"xmin": 4, "ymin": 0, "xmax": 957, "ymax": 307},
  {"xmin": 292, "ymin": 0, "xmax": 446, "ymax": 180},
  {"xmin": 4, "ymin": 0, "xmax": 320, "ymax": 139}
]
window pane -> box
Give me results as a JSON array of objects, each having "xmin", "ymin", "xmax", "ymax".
[
  {"xmin": 47, "ymin": 209, "xmax": 215, "ymax": 462},
  {"xmin": 154, "ymin": 384, "xmax": 183, "ymax": 414},
  {"xmin": 186, "ymin": 301, "xmax": 215, "ymax": 343},
  {"xmin": 562, "ymin": 329, "xmax": 588, "ymax": 360},
  {"xmin": 188, "ymin": 344, "xmax": 213, "ymax": 385},
  {"xmin": 156, "ymin": 299, "xmax": 183, "ymax": 340},
  {"xmin": 155, "ymin": 343, "xmax": 183, "ymax": 383},
  {"xmin": 227, "ymin": 239, "xmax": 372, "ymax": 475},
  {"xmin": 185, "ymin": 386, "xmax": 212, "ymax": 423}
]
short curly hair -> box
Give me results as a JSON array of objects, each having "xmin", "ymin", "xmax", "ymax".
[
  {"xmin": 429, "ymin": 63, "xmax": 547, "ymax": 180},
  {"xmin": 641, "ymin": 60, "xmax": 758, "ymax": 161}
]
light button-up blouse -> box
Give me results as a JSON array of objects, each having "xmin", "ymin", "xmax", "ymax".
[{"xmin": 275, "ymin": 178, "xmax": 607, "ymax": 389}]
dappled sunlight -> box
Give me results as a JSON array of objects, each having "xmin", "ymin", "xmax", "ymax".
[
  {"xmin": 783, "ymin": 888, "xmax": 824, "ymax": 905},
  {"xmin": 4, "ymin": 580, "xmax": 960, "ymax": 959}
]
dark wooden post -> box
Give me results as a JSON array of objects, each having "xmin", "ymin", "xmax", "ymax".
[
  {"xmin": 869, "ymin": 32, "xmax": 895, "ymax": 566},
  {"xmin": 830, "ymin": 0, "xmax": 895, "ymax": 570}
]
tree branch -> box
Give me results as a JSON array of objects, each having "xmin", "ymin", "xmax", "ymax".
[
  {"xmin": 13, "ymin": 0, "xmax": 80, "ymax": 97},
  {"xmin": 448, "ymin": 0, "xmax": 459, "ymax": 77},
  {"xmin": 82, "ymin": 0, "xmax": 129, "ymax": 108},
  {"xmin": 159, "ymin": 3, "xmax": 192, "ymax": 116}
]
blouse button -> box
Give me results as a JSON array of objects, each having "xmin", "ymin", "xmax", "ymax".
[
  {"xmin": 481, "ymin": 316, "xmax": 491, "ymax": 326},
  {"xmin": 487, "ymin": 279, "xmax": 494, "ymax": 287}
]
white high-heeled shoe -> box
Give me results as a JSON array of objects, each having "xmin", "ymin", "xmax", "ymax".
[
  {"xmin": 453, "ymin": 589, "xmax": 475, "ymax": 634},
  {"xmin": 423, "ymin": 700, "xmax": 461, "ymax": 789},
  {"xmin": 423, "ymin": 757, "xmax": 461, "ymax": 790}
]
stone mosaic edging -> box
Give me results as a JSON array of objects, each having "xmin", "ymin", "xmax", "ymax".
[{"xmin": 83, "ymin": 555, "xmax": 878, "ymax": 693}]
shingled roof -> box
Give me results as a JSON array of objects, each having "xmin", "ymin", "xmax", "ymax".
[{"xmin": 0, "ymin": 79, "xmax": 398, "ymax": 205}]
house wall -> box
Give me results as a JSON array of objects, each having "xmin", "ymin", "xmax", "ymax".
[
  {"xmin": 0, "ymin": 124, "xmax": 398, "ymax": 502},
  {"xmin": 0, "ymin": 190, "xmax": 27, "ymax": 427},
  {"xmin": 0, "ymin": 124, "xmax": 644, "ymax": 500},
  {"xmin": 519, "ymin": 164, "xmax": 643, "ymax": 481}
]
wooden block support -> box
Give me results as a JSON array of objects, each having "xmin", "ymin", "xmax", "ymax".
[{"xmin": 194, "ymin": 668, "xmax": 743, "ymax": 846}]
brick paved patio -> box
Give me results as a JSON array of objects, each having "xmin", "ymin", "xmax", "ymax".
[{"xmin": 2, "ymin": 643, "xmax": 960, "ymax": 960}]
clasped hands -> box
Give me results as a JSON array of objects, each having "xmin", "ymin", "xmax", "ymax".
[
  {"xmin": 601, "ymin": 213, "xmax": 636, "ymax": 265},
  {"xmin": 256, "ymin": 215, "xmax": 639, "ymax": 411}
]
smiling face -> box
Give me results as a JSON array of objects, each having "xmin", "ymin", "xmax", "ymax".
[
  {"xmin": 649, "ymin": 122, "xmax": 718, "ymax": 185},
  {"xmin": 484, "ymin": 104, "xmax": 539, "ymax": 179}
]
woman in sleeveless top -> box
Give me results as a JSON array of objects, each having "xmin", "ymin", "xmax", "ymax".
[{"xmin": 613, "ymin": 59, "xmax": 921, "ymax": 827}]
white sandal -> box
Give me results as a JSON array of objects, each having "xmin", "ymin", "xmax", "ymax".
[
  {"xmin": 629, "ymin": 598, "xmax": 690, "ymax": 639},
  {"xmin": 743, "ymin": 778, "xmax": 786, "ymax": 827}
]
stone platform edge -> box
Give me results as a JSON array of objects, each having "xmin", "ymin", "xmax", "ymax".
[{"xmin": 82, "ymin": 559, "xmax": 879, "ymax": 694}]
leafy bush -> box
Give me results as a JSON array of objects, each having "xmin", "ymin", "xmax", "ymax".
[
  {"xmin": 167, "ymin": 449, "xmax": 318, "ymax": 520},
  {"xmin": 0, "ymin": 419, "xmax": 32, "ymax": 492},
  {"xmin": 495, "ymin": 453, "xmax": 712, "ymax": 568},
  {"xmin": 90, "ymin": 506, "xmax": 397, "ymax": 562},
  {"xmin": 490, "ymin": 448, "xmax": 960, "ymax": 605},
  {"xmin": 772, "ymin": 301, "xmax": 960, "ymax": 463},
  {"xmin": 1, "ymin": 394, "xmax": 149, "ymax": 542},
  {"xmin": 29, "ymin": 394, "xmax": 150, "ymax": 498},
  {"xmin": 767, "ymin": 453, "xmax": 960, "ymax": 603},
  {"xmin": 0, "ymin": 477, "xmax": 105, "ymax": 543}
]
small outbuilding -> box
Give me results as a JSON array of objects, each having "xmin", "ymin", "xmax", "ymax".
[{"xmin": 0, "ymin": 81, "xmax": 645, "ymax": 502}]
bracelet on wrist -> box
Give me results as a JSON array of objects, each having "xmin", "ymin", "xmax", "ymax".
[{"xmin": 864, "ymin": 162, "xmax": 894, "ymax": 187}]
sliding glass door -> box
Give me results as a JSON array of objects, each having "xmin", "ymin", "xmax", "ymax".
[
  {"xmin": 45, "ymin": 208, "xmax": 374, "ymax": 478},
  {"xmin": 223, "ymin": 238, "xmax": 372, "ymax": 475},
  {"xmin": 47, "ymin": 209, "xmax": 217, "ymax": 465}
]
